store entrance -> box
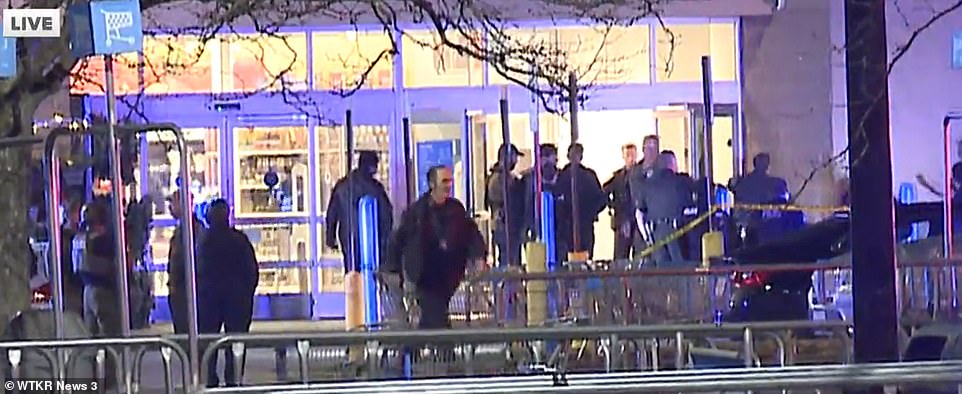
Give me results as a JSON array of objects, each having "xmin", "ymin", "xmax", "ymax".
[
  {"xmin": 653, "ymin": 103, "xmax": 742, "ymax": 186},
  {"xmin": 409, "ymin": 109, "xmax": 487, "ymax": 214}
]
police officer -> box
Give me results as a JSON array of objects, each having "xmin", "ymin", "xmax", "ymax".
[
  {"xmin": 486, "ymin": 144, "xmax": 525, "ymax": 268},
  {"xmin": 628, "ymin": 135, "xmax": 661, "ymax": 249},
  {"xmin": 634, "ymin": 151, "xmax": 695, "ymax": 265},
  {"xmin": 604, "ymin": 143, "xmax": 641, "ymax": 260},
  {"xmin": 325, "ymin": 151, "xmax": 394, "ymax": 273},
  {"xmin": 557, "ymin": 143, "xmax": 606, "ymax": 259},
  {"xmin": 728, "ymin": 153, "xmax": 789, "ymax": 246}
]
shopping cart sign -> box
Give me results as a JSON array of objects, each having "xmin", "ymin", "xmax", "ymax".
[
  {"xmin": 2, "ymin": 8, "xmax": 62, "ymax": 38},
  {"xmin": 88, "ymin": 0, "xmax": 142, "ymax": 55}
]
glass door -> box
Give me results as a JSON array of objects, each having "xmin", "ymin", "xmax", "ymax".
[
  {"xmin": 226, "ymin": 114, "xmax": 313, "ymax": 320},
  {"xmin": 654, "ymin": 103, "xmax": 741, "ymax": 186}
]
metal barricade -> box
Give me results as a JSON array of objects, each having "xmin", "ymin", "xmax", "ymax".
[
  {"xmin": 0, "ymin": 337, "xmax": 189, "ymax": 394},
  {"xmin": 195, "ymin": 320, "xmax": 851, "ymax": 392}
]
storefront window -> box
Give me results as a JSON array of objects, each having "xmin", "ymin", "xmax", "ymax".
[
  {"xmin": 402, "ymin": 30, "xmax": 484, "ymax": 88},
  {"xmin": 69, "ymin": 54, "xmax": 139, "ymax": 95},
  {"xmin": 654, "ymin": 22, "xmax": 737, "ymax": 83},
  {"xmin": 234, "ymin": 125, "xmax": 310, "ymax": 217},
  {"xmin": 225, "ymin": 33, "xmax": 309, "ymax": 92},
  {"xmin": 317, "ymin": 124, "xmax": 390, "ymax": 253},
  {"xmin": 555, "ymin": 26, "xmax": 650, "ymax": 85},
  {"xmin": 487, "ymin": 28, "xmax": 558, "ymax": 86},
  {"xmin": 142, "ymin": 35, "xmax": 216, "ymax": 95},
  {"xmin": 313, "ymin": 31, "xmax": 394, "ymax": 91},
  {"xmin": 145, "ymin": 128, "xmax": 220, "ymax": 217},
  {"xmin": 237, "ymin": 223, "xmax": 312, "ymax": 296}
]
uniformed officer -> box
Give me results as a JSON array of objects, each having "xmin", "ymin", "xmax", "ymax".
[
  {"xmin": 728, "ymin": 153, "xmax": 789, "ymax": 247},
  {"xmin": 634, "ymin": 151, "xmax": 695, "ymax": 265},
  {"xmin": 486, "ymin": 144, "xmax": 525, "ymax": 268},
  {"xmin": 603, "ymin": 144, "xmax": 641, "ymax": 260},
  {"xmin": 628, "ymin": 135, "xmax": 661, "ymax": 249}
]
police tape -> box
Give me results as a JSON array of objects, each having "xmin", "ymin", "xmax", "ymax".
[
  {"xmin": 722, "ymin": 203, "xmax": 850, "ymax": 213},
  {"xmin": 634, "ymin": 202, "xmax": 850, "ymax": 259}
]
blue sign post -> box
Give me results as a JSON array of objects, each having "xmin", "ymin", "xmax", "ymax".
[
  {"xmin": 357, "ymin": 195, "xmax": 381, "ymax": 327},
  {"xmin": 89, "ymin": 0, "xmax": 144, "ymax": 55},
  {"xmin": 0, "ymin": 37, "xmax": 15, "ymax": 78},
  {"xmin": 953, "ymin": 31, "xmax": 962, "ymax": 70},
  {"xmin": 540, "ymin": 191, "xmax": 558, "ymax": 319}
]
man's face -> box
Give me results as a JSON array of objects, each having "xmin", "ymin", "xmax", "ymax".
[
  {"xmin": 568, "ymin": 147, "xmax": 583, "ymax": 165},
  {"xmin": 622, "ymin": 147, "xmax": 638, "ymax": 167},
  {"xmin": 432, "ymin": 167, "xmax": 454, "ymax": 196},
  {"xmin": 643, "ymin": 138, "xmax": 659, "ymax": 158},
  {"xmin": 665, "ymin": 155, "xmax": 678, "ymax": 172},
  {"xmin": 543, "ymin": 153, "xmax": 558, "ymax": 168},
  {"xmin": 504, "ymin": 152, "xmax": 518, "ymax": 171}
]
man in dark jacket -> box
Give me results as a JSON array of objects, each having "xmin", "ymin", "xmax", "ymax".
[
  {"xmin": 634, "ymin": 151, "xmax": 696, "ymax": 265},
  {"xmin": 603, "ymin": 143, "xmax": 640, "ymax": 260},
  {"xmin": 557, "ymin": 143, "xmax": 606, "ymax": 259},
  {"xmin": 521, "ymin": 144, "xmax": 566, "ymax": 262},
  {"xmin": 325, "ymin": 151, "xmax": 394, "ymax": 273},
  {"xmin": 166, "ymin": 190, "xmax": 206, "ymax": 334},
  {"xmin": 628, "ymin": 135, "xmax": 661, "ymax": 250},
  {"xmin": 388, "ymin": 165, "xmax": 485, "ymax": 329},
  {"xmin": 728, "ymin": 153, "xmax": 789, "ymax": 247},
  {"xmin": 198, "ymin": 199, "xmax": 259, "ymax": 387},
  {"xmin": 486, "ymin": 143, "xmax": 525, "ymax": 268}
]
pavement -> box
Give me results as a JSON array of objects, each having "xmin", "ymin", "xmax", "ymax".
[{"xmin": 134, "ymin": 320, "xmax": 348, "ymax": 393}]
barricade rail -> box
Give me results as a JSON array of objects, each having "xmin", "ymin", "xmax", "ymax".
[
  {"xmin": 203, "ymin": 361, "xmax": 962, "ymax": 393},
  {"xmin": 0, "ymin": 337, "xmax": 190, "ymax": 394},
  {"xmin": 197, "ymin": 320, "xmax": 851, "ymax": 390}
]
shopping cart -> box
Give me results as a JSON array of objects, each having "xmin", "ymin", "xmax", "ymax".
[{"xmin": 100, "ymin": 9, "xmax": 135, "ymax": 47}]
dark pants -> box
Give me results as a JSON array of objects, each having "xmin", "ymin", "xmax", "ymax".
[
  {"xmin": 650, "ymin": 219, "xmax": 684, "ymax": 265},
  {"xmin": 493, "ymin": 227, "xmax": 523, "ymax": 268},
  {"xmin": 613, "ymin": 220, "xmax": 642, "ymax": 260},
  {"xmin": 564, "ymin": 225, "xmax": 596, "ymax": 260},
  {"xmin": 168, "ymin": 287, "xmax": 188, "ymax": 334},
  {"xmin": 201, "ymin": 294, "xmax": 254, "ymax": 387},
  {"xmin": 416, "ymin": 288, "xmax": 453, "ymax": 329}
]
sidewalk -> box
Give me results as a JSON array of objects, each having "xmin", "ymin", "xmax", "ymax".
[{"xmin": 136, "ymin": 319, "xmax": 347, "ymax": 393}]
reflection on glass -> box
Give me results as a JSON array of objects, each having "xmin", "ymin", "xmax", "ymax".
[
  {"xmin": 225, "ymin": 33, "xmax": 309, "ymax": 92},
  {"xmin": 238, "ymin": 223, "xmax": 311, "ymax": 295},
  {"xmin": 234, "ymin": 126, "xmax": 310, "ymax": 216},
  {"xmin": 148, "ymin": 226, "xmax": 175, "ymax": 297},
  {"xmin": 146, "ymin": 128, "xmax": 220, "ymax": 217},
  {"xmin": 316, "ymin": 125, "xmax": 390, "ymax": 213},
  {"xmin": 312, "ymin": 31, "xmax": 394, "ymax": 90},
  {"xmin": 655, "ymin": 23, "xmax": 737, "ymax": 82},
  {"xmin": 69, "ymin": 55, "xmax": 139, "ymax": 95},
  {"xmin": 143, "ymin": 35, "xmax": 216, "ymax": 94}
]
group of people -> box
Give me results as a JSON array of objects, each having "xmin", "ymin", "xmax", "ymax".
[
  {"xmin": 486, "ymin": 134, "xmax": 792, "ymax": 267},
  {"xmin": 57, "ymin": 194, "xmax": 259, "ymax": 388}
]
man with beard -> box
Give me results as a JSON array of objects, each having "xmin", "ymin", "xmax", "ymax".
[
  {"xmin": 486, "ymin": 144, "xmax": 525, "ymax": 268},
  {"xmin": 521, "ymin": 144, "xmax": 566, "ymax": 262},
  {"xmin": 603, "ymin": 144, "xmax": 642, "ymax": 260},
  {"xmin": 388, "ymin": 165, "xmax": 485, "ymax": 329}
]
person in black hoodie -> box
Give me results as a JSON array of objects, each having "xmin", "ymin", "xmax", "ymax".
[
  {"xmin": 325, "ymin": 151, "xmax": 394, "ymax": 273},
  {"xmin": 198, "ymin": 199, "xmax": 259, "ymax": 388},
  {"xmin": 486, "ymin": 143, "xmax": 525, "ymax": 268}
]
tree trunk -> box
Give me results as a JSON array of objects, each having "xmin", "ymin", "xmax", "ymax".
[{"xmin": 0, "ymin": 112, "xmax": 34, "ymax": 326}]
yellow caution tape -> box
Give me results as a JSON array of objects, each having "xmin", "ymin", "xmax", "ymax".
[{"xmin": 634, "ymin": 203, "xmax": 849, "ymax": 259}]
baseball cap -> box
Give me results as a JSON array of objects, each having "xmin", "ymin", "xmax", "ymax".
[{"xmin": 497, "ymin": 143, "xmax": 524, "ymax": 158}]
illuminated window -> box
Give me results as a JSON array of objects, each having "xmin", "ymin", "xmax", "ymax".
[
  {"xmin": 312, "ymin": 31, "xmax": 394, "ymax": 91},
  {"xmin": 142, "ymin": 35, "xmax": 216, "ymax": 95},
  {"xmin": 555, "ymin": 26, "xmax": 650, "ymax": 84},
  {"xmin": 487, "ymin": 28, "xmax": 558, "ymax": 86},
  {"xmin": 145, "ymin": 128, "xmax": 220, "ymax": 217},
  {"xmin": 654, "ymin": 22, "xmax": 737, "ymax": 82},
  {"xmin": 402, "ymin": 30, "xmax": 484, "ymax": 87},
  {"xmin": 69, "ymin": 55, "xmax": 139, "ymax": 95},
  {"xmin": 225, "ymin": 33, "xmax": 309, "ymax": 92}
]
